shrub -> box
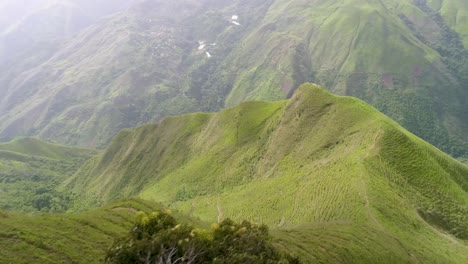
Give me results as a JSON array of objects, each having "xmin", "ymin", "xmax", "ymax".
[{"xmin": 106, "ymin": 211, "xmax": 300, "ymax": 264}]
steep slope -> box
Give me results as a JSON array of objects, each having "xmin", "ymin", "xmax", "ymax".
[
  {"xmin": 220, "ymin": 0, "xmax": 468, "ymax": 157},
  {"xmin": 0, "ymin": 0, "xmax": 466, "ymax": 158},
  {"xmin": 428, "ymin": 0, "xmax": 468, "ymax": 47},
  {"xmin": 0, "ymin": 0, "xmax": 138, "ymax": 67},
  {"xmin": 0, "ymin": 0, "xmax": 273, "ymax": 147},
  {"xmin": 0, "ymin": 137, "xmax": 96, "ymax": 212},
  {"xmin": 65, "ymin": 84, "xmax": 468, "ymax": 262}
]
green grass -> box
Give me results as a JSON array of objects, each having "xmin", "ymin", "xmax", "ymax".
[
  {"xmin": 0, "ymin": 198, "xmax": 187, "ymax": 263},
  {"xmin": 429, "ymin": 0, "xmax": 468, "ymax": 47},
  {"xmin": 0, "ymin": 137, "xmax": 97, "ymax": 212},
  {"xmin": 0, "ymin": 137, "xmax": 96, "ymax": 160},
  {"xmin": 222, "ymin": 0, "xmax": 468, "ymax": 158},
  {"xmin": 64, "ymin": 84, "xmax": 468, "ymax": 263},
  {"xmin": 0, "ymin": 0, "xmax": 466, "ymax": 159}
]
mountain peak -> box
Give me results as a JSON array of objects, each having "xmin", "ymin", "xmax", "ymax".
[{"xmin": 0, "ymin": 0, "xmax": 466, "ymax": 157}]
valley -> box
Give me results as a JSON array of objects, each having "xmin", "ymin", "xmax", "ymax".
[{"xmin": 0, "ymin": 0, "xmax": 466, "ymax": 158}]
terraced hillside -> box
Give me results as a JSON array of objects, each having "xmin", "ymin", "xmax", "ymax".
[
  {"xmin": 0, "ymin": 0, "xmax": 466, "ymax": 159},
  {"xmin": 65, "ymin": 84, "xmax": 468, "ymax": 262},
  {"xmin": 0, "ymin": 137, "xmax": 96, "ymax": 212}
]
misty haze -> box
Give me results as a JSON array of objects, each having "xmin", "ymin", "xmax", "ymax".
[{"xmin": 0, "ymin": 1, "xmax": 467, "ymax": 263}]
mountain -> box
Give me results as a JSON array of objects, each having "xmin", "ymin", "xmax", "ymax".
[
  {"xmin": 0, "ymin": 137, "xmax": 96, "ymax": 212},
  {"xmin": 0, "ymin": 0, "xmax": 278, "ymax": 148},
  {"xmin": 0, "ymin": 0, "xmax": 138, "ymax": 64},
  {"xmin": 223, "ymin": 0, "xmax": 468, "ymax": 157},
  {"xmin": 431, "ymin": 0, "xmax": 468, "ymax": 47},
  {"xmin": 62, "ymin": 84, "xmax": 468, "ymax": 262},
  {"xmin": 0, "ymin": 0, "xmax": 466, "ymax": 158}
]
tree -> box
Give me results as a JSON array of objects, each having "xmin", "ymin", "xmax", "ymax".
[
  {"xmin": 209, "ymin": 219, "xmax": 299, "ymax": 263},
  {"xmin": 106, "ymin": 210, "xmax": 300, "ymax": 264}
]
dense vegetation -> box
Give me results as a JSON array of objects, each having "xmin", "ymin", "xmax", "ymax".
[
  {"xmin": 0, "ymin": 0, "xmax": 466, "ymax": 159},
  {"xmin": 0, "ymin": 137, "xmax": 96, "ymax": 212},
  {"xmin": 107, "ymin": 210, "xmax": 299, "ymax": 263},
  {"xmin": 403, "ymin": 0, "xmax": 468, "ymax": 157}
]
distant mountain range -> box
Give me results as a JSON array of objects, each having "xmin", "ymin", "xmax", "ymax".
[{"xmin": 0, "ymin": 0, "xmax": 466, "ymax": 159}]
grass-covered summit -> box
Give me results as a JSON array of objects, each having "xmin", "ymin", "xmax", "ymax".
[
  {"xmin": 0, "ymin": 0, "xmax": 466, "ymax": 159},
  {"xmin": 65, "ymin": 83, "xmax": 468, "ymax": 263}
]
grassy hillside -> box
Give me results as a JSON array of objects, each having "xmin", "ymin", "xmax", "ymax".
[
  {"xmin": 0, "ymin": 137, "xmax": 96, "ymax": 160},
  {"xmin": 0, "ymin": 137, "xmax": 96, "ymax": 212},
  {"xmin": 0, "ymin": 0, "xmax": 272, "ymax": 148},
  {"xmin": 428, "ymin": 0, "xmax": 468, "ymax": 47},
  {"xmin": 64, "ymin": 84, "xmax": 468, "ymax": 262},
  {"xmin": 221, "ymin": 0, "xmax": 468, "ymax": 158},
  {"xmin": 0, "ymin": 199, "xmax": 175, "ymax": 263},
  {"xmin": 0, "ymin": 0, "xmax": 466, "ymax": 159}
]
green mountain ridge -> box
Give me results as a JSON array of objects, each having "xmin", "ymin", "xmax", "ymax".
[
  {"xmin": 61, "ymin": 84, "xmax": 468, "ymax": 262},
  {"xmin": 0, "ymin": 137, "xmax": 96, "ymax": 160},
  {"xmin": 0, "ymin": 0, "xmax": 466, "ymax": 159},
  {"xmin": 0, "ymin": 137, "xmax": 96, "ymax": 212},
  {"xmin": 220, "ymin": 0, "xmax": 468, "ymax": 157}
]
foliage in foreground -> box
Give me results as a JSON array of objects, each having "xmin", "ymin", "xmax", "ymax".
[{"xmin": 106, "ymin": 211, "xmax": 300, "ymax": 264}]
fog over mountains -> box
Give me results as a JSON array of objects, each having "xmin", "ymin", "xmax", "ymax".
[{"xmin": 0, "ymin": 0, "xmax": 466, "ymax": 159}]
